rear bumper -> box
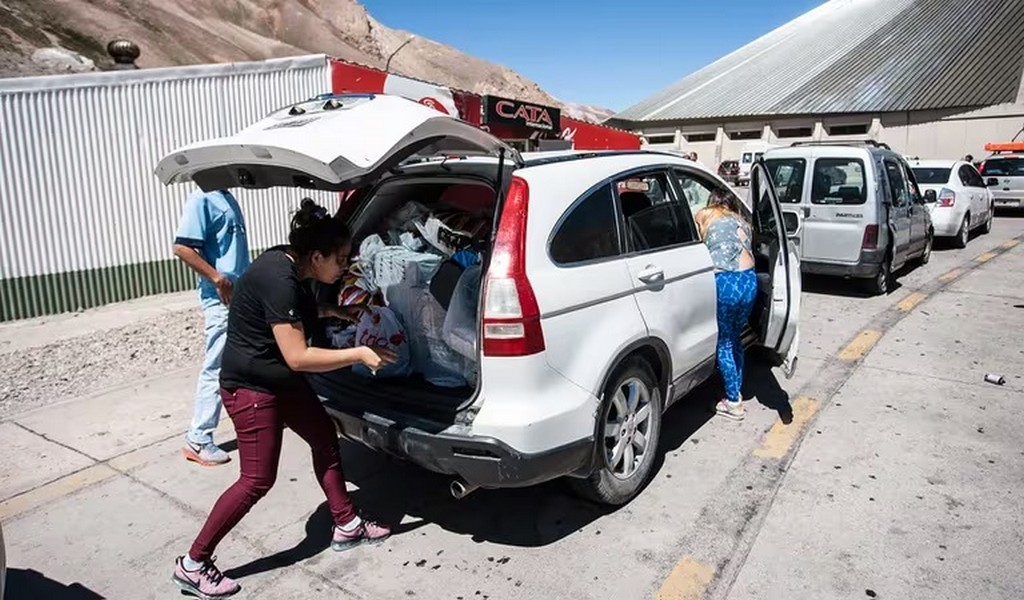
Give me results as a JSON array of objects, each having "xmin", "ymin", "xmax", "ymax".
[
  {"xmin": 801, "ymin": 249, "xmax": 884, "ymax": 278},
  {"xmin": 991, "ymin": 192, "xmax": 1023, "ymax": 209},
  {"xmin": 324, "ymin": 406, "xmax": 593, "ymax": 489}
]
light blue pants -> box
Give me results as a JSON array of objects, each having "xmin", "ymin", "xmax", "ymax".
[{"xmin": 187, "ymin": 298, "xmax": 229, "ymax": 446}]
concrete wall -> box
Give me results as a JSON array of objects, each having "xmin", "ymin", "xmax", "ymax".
[{"xmin": 637, "ymin": 102, "xmax": 1024, "ymax": 165}]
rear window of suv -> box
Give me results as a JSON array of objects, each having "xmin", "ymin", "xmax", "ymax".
[
  {"xmin": 811, "ymin": 158, "xmax": 867, "ymax": 205},
  {"xmin": 911, "ymin": 167, "xmax": 951, "ymax": 184},
  {"xmin": 981, "ymin": 157, "xmax": 1024, "ymax": 176}
]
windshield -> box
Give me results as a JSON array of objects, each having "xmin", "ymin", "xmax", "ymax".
[
  {"xmin": 982, "ymin": 157, "xmax": 1024, "ymax": 176},
  {"xmin": 911, "ymin": 167, "xmax": 951, "ymax": 184}
]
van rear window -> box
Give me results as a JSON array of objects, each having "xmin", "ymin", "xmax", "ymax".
[
  {"xmin": 811, "ymin": 158, "xmax": 867, "ymax": 205},
  {"xmin": 982, "ymin": 157, "xmax": 1024, "ymax": 177},
  {"xmin": 765, "ymin": 158, "xmax": 806, "ymax": 203}
]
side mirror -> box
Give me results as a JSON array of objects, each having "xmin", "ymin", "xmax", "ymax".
[
  {"xmin": 986, "ymin": 177, "xmax": 999, "ymax": 187},
  {"xmin": 924, "ymin": 189, "xmax": 937, "ymax": 203}
]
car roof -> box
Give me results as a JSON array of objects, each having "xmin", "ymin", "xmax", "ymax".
[
  {"xmin": 764, "ymin": 144, "xmax": 879, "ymax": 159},
  {"xmin": 985, "ymin": 153, "xmax": 1024, "ymax": 160}
]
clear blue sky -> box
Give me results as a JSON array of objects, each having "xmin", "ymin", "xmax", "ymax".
[{"xmin": 361, "ymin": 0, "xmax": 826, "ymax": 111}]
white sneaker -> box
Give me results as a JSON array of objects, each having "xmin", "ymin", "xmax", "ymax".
[{"xmin": 716, "ymin": 400, "xmax": 745, "ymax": 421}]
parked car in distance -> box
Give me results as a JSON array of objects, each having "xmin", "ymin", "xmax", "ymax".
[
  {"xmin": 979, "ymin": 146, "xmax": 1024, "ymax": 212},
  {"xmin": 156, "ymin": 93, "xmax": 802, "ymax": 506},
  {"xmin": 718, "ymin": 160, "xmax": 740, "ymax": 184},
  {"xmin": 764, "ymin": 140, "xmax": 933, "ymax": 295},
  {"xmin": 738, "ymin": 141, "xmax": 783, "ymax": 186},
  {"xmin": 909, "ymin": 159, "xmax": 993, "ymax": 248}
]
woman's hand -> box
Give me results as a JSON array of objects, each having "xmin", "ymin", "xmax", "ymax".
[{"xmin": 358, "ymin": 346, "xmax": 398, "ymax": 373}]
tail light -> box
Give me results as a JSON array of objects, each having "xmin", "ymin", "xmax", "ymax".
[
  {"xmin": 862, "ymin": 224, "xmax": 878, "ymax": 250},
  {"xmin": 978, "ymin": 161, "xmax": 986, "ymax": 175},
  {"xmin": 938, "ymin": 188, "xmax": 956, "ymax": 207},
  {"xmin": 482, "ymin": 176, "xmax": 545, "ymax": 357}
]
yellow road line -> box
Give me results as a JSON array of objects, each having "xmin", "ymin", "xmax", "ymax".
[
  {"xmin": 897, "ymin": 292, "xmax": 926, "ymax": 312},
  {"xmin": 939, "ymin": 268, "xmax": 963, "ymax": 282},
  {"xmin": 837, "ymin": 330, "xmax": 882, "ymax": 361},
  {"xmin": 0, "ymin": 464, "xmax": 117, "ymax": 521},
  {"xmin": 753, "ymin": 397, "xmax": 822, "ymax": 459},
  {"xmin": 656, "ymin": 557, "xmax": 715, "ymax": 600},
  {"xmin": 975, "ymin": 251, "xmax": 997, "ymax": 263},
  {"xmin": 1001, "ymin": 239, "xmax": 1020, "ymax": 250}
]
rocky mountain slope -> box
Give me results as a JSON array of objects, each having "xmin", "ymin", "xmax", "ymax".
[{"xmin": 0, "ymin": 0, "xmax": 613, "ymax": 122}]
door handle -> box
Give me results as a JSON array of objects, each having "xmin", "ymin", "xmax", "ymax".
[
  {"xmin": 637, "ymin": 265, "xmax": 665, "ymax": 284},
  {"xmin": 803, "ymin": 206, "xmax": 811, "ymax": 218}
]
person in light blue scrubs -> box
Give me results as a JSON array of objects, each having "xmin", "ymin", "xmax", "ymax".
[{"xmin": 172, "ymin": 189, "xmax": 250, "ymax": 466}]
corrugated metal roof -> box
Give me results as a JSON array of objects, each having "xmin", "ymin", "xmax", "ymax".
[{"xmin": 614, "ymin": 0, "xmax": 1024, "ymax": 123}]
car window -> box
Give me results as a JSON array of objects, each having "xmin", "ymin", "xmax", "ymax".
[
  {"xmin": 754, "ymin": 180, "xmax": 780, "ymax": 247},
  {"xmin": 811, "ymin": 158, "xmax": 867, "ymax": 205},
  {"xmin": 742, "ymin": 153, "xmax": 753, "ymax": 163},
  {"xmin": 617, "ymin": 171, "xmax": 697, "ymax": 253},
  {"xmin": 958, "ymin": 165, "xmax": 977, "ymax": 187},
  {"xmin": 966, "ymin": 165, "xmax": 986, "ymax": 187},
  {"xmin": 882, "ymin": 159, "xmax": 911, "ymax": 207},
  {"xmin": 550, "ymin": 183, "xmax": 621, "ymax": 265},
  {"xmin": 670, "ymin": 168, "xmax": 716, "ymax": 212},
  {"xmin": 981, "ymin": 157, "xmax": 1024, "ymax": 177},
  {"xmin": 766, "ymin": 158, "xmax": 806, "ymax": 203},
  {"xmin": 911, "ymin": 167, "xmax": 951, "ymax": 184}
]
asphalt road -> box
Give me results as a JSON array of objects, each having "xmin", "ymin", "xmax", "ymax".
[{"xmin": 2, "ymin": 216, "xmax": 1022, "ymax": 600}]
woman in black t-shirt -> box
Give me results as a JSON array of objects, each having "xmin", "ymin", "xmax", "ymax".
[{"xmin": 172, "ymin": 200, "xmax": 396, "ymax": 600}]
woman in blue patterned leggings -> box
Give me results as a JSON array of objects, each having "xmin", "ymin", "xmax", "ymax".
[{"xmin": 696, "ymin": 189, "xmax": 757, "ymax": 421}]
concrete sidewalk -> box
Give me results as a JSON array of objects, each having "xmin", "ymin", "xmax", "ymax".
[{"xmin": 726, "ymin": 244, "xmax": 1024, "ymax": 600}]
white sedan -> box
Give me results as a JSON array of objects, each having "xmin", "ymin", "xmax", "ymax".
[{"xmin": 910, "ymin": 159, "xmax": 994, "ymax": 248}]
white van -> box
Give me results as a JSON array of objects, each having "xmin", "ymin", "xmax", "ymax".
[
  {"xmin": 738, "ymin": 141, "xmax": 783, "ymax": 185},
  {"xmin": 764, "ymin": 141, "xmax": 933, "ymax": 295}
]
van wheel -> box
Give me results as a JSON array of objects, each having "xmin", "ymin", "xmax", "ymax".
[
  {"xmin": 867, "ymin": 257, "xmax": 891, "ymax": 295},
  {"xmin": 571, "ymin": 358, "xmax": 662, "ymax": 506},
  {"xmin": 955, "ymin": 216, "xmax": 969, "ymax": 248}
]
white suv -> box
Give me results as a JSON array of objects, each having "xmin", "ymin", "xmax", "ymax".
[{"xmin": 157, "ymin": 94, "xmax": 801, "ymax": 505}]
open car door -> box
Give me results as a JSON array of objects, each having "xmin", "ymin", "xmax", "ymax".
[
  {"xmin": 155, "ymin": 93, "xmax": 523, "ymax": 191},
  {"xmin": 750, "ymin": 159, "xmax": 801, "ymax": 378}
]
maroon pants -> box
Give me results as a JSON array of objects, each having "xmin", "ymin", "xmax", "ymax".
[{"xmin": 189, "ymin": 386, "xmax": 356, "ymax": 561}]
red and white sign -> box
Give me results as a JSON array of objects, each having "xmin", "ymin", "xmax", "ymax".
[{"xmin": 383, "ymin": 73, "xmax": 458, "ymax": 116}]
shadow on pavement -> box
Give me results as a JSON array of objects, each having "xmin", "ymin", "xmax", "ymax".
[
  {"xmin": 225, "ymin": 357, "xmax": 804, "ymax": 579},
  {"xmin": 802, "ymin": 273, "xmax": 904, "ymax": 298},
  {"xmin": 225, "ymin": 383, "xmax": 729, "ymax": 580},
  {"xmin": 4, "ymin": 569, "xmax": 104, "ymax": 600},
  {"xmin": 743, "ymin": 358, "xmax": 794, "ymax": 424}
]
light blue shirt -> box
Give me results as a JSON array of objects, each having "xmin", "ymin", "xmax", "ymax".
[{"xmin": 174, "ymin": 190, "xmax": 251, "ymax": 302}]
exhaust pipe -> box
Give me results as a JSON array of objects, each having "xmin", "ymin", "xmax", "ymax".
[{"xmin": 450, "ymin": 478, "xmax": 479, "ymax": 500}]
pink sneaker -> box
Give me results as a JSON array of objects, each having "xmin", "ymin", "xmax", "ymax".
[
  {"xmin": 332, "ymin": 519, "xmax": 391, "ymax": 552},
  {"xmin": 172, "ymin": 556, "xmax": 241, "ymax": 600}
]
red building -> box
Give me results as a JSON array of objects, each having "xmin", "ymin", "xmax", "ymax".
[{"xmin": 330, "ymin": 59, "xmax": 640, "ymax": 152}]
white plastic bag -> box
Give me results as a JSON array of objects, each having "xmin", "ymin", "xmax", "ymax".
[
  {"xmin": 351, "ymin": 306, "xmax": 413, "ymax": 378},
  {"xmin": 414, "ymin": 290, "xmax": 471, "ymax": 388},
  {"xmin": 442, "ymin": 265, "xmax": 482, "ymax": 360}
]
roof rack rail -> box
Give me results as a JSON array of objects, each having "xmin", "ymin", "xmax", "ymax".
[{"xmin": 789, "ymin": 139, "xmax": 891, "ymax": 150}]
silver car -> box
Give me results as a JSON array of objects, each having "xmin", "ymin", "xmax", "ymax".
[{"xmin": 980, "ymin": 150, "xmax": 1024, "ymax": 210}]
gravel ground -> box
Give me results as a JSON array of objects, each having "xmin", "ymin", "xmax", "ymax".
[{"xmin": 0, "ymin": 308, "xmax": 204, "ymax": 420}]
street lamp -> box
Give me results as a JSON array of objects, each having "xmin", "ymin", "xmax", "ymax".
[{"xmin": 385, "ymin": 35, "xmax": 415, "ymax": 73}]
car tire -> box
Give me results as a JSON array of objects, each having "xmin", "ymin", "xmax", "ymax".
[
  {"xmin": 955, "ymin": 215, "xmax": 969, "ymax": 248},
  {"xmin": 570, "ymin": 357, "xmax": 663, "ymax": 506},
  {"xmin": 982, "ymin": 207, "xmax": 993, "ymax": 235},
  {"xmin": 867, "ymin": 255, "xmax": 892, "ymax": 295},
  {"xmin": 919, "ymin": 231, "xmax": 933, "ymax": 265}
]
